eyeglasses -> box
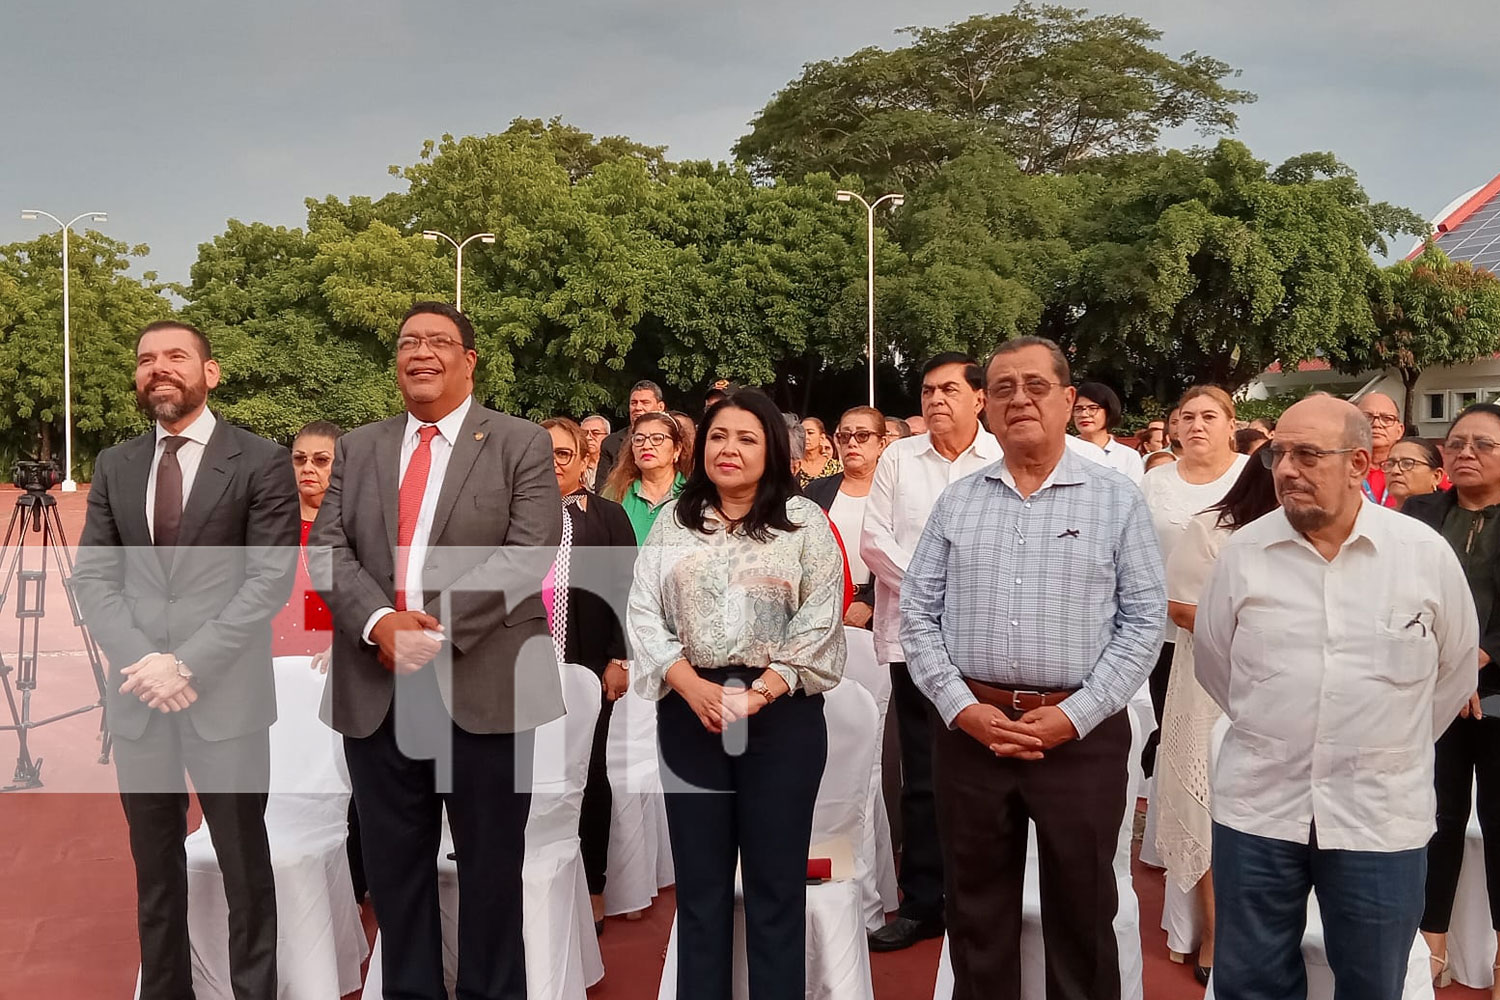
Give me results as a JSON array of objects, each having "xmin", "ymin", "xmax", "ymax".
[
  {"xmin": 1444, "ymin": 436, "xmax": 1500, "ymax": 456},
  {"xmin": 1364, "ymin": 413, "xmax": 1402, "ymax": 428},
  {"xmin": 552, "ymin": 448, "xmax": 577, "ymax": 465},
  {"xmin": 396, "ymin": 334, "xmax": 465, "ymax": 354},
  {"xmin": 1071, "ymin": 404, "xmax": 1103, "ymax": 418},
  {"xmin": 988, "ymin": 378, "xmax": 1064, "ymax": 401},
  {"xmin": 632, "ymin": 432, "xmax": 671, "ymax": 448},
  {"xmin": 835, "ymin": 429, "xmax": 880, "ymax": 445},
  {"xmin": 1260, "ymin": 445, "xmax": 1356, "ymax": 469},
  {"xmin": 1379, "ymin": 457, "xmax": 1433, "ymax": 473}
]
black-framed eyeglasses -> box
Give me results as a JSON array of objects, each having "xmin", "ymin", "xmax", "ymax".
[
  {"xmin": 835, "ymin": 429, "xmax": 880, "ymax": 445},
  {"xmin": 1071, "ymin": 404, "xmax": 1104, "ymax": 418},
  {"xmin": 631, "ymin": 432, "xmax": 670, "ymax": 448},
  {"xmin": 988, "ymin": 378, "xmax": 1064, "ymax": 401},
  {"xmin": 1379, "ymin": 457, "xmax": 1433, "ymax": 473},
  {"xmin": 1260, "ymin": 445, "xmax": 1356, "ymax": 469},
  {"xmin": 552, "ymin": 448, "xmax": 577, "ymax": 465},
  {"xmin": 1364, "ymin": 413, "xmax": 1402, "ymax": 428}
]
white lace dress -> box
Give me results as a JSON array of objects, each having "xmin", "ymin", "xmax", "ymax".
[{"xmin": 1154, "ymin": 511, "xmax": 1229, "ymax": 892}]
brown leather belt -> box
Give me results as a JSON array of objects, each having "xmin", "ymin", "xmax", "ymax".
[{"xmin": 964, "ymin": 678, "xmax": 1075, "ymax": 713}]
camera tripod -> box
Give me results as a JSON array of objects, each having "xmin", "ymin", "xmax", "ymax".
[{"xmin": 0, "ymin": 487, "xmax": 110, "ymax": 790}]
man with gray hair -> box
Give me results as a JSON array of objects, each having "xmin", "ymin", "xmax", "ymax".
[
  {"xmin": 580, "ymin": 414, "xmax": 609, "ymax": 491},
  {"xmin": 1195, "ymin": 394, "xmax": 1478, "ymax": 1000}
]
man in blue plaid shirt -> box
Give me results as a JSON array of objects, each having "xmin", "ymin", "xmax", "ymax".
[{"xmin": 900, "ymin": 336, "xmax": 1166, "ymax": 1000}]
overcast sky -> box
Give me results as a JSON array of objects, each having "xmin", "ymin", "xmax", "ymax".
[{"xmin": 3, "ymin": 0, "xmax": 1497, "ymax": 286}]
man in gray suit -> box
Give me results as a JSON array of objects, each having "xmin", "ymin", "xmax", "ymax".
[
  {"xmin": 309, "ymin": 301, "xmax": 563, "ymax": 1000},
  {"xmin": 74, "ymin": 319, "xmax": 300, "ymax": 1000}
]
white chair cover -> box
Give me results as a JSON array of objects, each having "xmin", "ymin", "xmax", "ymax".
[
  {"xmin": 1435, "ymin": 789, "xmax": 1492, "ymax": 988},
  {"xmin": 173, "ymin": 656, "xmax": 367, "ymax": 1000},
  {"xmin": 657, "ymin": 679, "xmax": 880, "ymax": 1000},
  {"xmin": 362, "ymin": 661, "xmax": 605, "ymax": 1000},
  {"xmin": 838, "ymin": 627, "xmax": 899, "ymax": 929},
  {"xmin": 603, "ymin": 684, "xmax": 675, "ymax": 916},
  {"xmin": 932, "ymin": 708, "xmax": 1146, "ymax": 1000}
]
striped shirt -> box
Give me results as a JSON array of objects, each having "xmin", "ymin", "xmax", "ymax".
[{"xmin": 899, "ymin": 449, "xmax": 1166, "ymax": 737}]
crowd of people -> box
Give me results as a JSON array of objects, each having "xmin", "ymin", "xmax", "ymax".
[{"xmin": 66, "ymin": 301, "xmax": 1500, "ymax": 1000}]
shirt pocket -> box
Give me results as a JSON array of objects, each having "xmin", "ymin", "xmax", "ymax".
[
  {"xmin": 1358, "ymin": 745, "xmax": 1429, "ymax": 821},
  {"xmin": 1233, "ymin": 624, "xmax": 1287, "ymax": 685},
  {"xmin": 1371, "ymin": 608, "xmax": 1435, "ymax": 686}
]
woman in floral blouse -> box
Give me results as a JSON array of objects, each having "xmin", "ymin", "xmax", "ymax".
[{"xmin": 628, "ymin": 388, "xmax": 847, "ymax": 1000}]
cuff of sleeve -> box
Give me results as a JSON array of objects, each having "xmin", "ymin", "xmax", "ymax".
[
  {"xmin": 1058, "ymin": 689, "xmax": 1106, "ymax": 739},
  {"xmin": 362, "ymin": 608, "xmax": 396, "ymax": 645},
  {"xmin": 932, "ymin": 679, "xmax": 979, "ymax": 730},
  {"xmin": 768, "ymin": 664, "xmax": 800, "ymax": 694},
  {"xmin": 632, "ymin": 651, "xmax": 686, "ymax": 702}
]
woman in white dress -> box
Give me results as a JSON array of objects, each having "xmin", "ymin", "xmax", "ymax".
[
  {"xmin": 1154, "ymin": 454, "xmax": 1279, "ymax": 983},
  {"xmin": 1139, "ymin": 387, "xmax": 1248, "ymax": 779}
]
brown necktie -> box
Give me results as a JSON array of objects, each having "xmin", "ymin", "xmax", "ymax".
[{"xmin": 154, "ymin": 436, "xmax": 189, "ymax": 551}]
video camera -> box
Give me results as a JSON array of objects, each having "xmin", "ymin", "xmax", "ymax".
[{"xmin": 11, "ymin": 459, "xmax": 62, "ymax": 494}]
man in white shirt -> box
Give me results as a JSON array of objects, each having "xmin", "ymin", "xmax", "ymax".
[
  {"xmin": 1195, "ymin": 394, "xmax": 1477, "ymax": 1000},
  {"xmin": 861, "ymin": 352, "xmax": 999, "ymax": 950}
]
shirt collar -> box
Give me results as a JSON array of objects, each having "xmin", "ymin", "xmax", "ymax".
[
  {"xmin": 985, "ymin": 445, "xmax": 1090, "ymax": 495},
  {"xmin": 1265, "ymin": 497, "xmax": 1383, "ymax": 557},
  {"xmin": 917, "ymin": 427, "xmax": 1001, "ymax": 462},
  {"xmin": 156, "ymin": 407, "xmax": 217, "ymax": 447},
  {"xmin": 628, "ymin": 473, "xmax": 684, "ymax": 503},
  {"xmin": 404, "ymin": 395, "xmax": 473, "ymax": 446}
]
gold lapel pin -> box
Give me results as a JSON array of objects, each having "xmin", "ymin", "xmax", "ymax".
[{"xmin": 474, "ymin": 432, "xmax": 485, "ymax": 441}]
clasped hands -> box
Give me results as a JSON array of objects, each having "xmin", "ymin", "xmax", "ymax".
[
  {"xmin": 665, "ymin": 660, "xmax": 789, "ymax": 734},
  {"xmin": 120, "ymin": 652, "xmax": 196, "ymax": 713},
  {"xmin": 954, "ymin": 703, "xmax": 1077, "ymax": 760},
  {"xmin": 371, "ymin": 611, "xmax": 446, "ymax": 674}
]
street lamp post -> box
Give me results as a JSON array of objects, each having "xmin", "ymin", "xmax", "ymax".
[
  {"xmin": 422, "ymin": 230, "xmax": 496, "ymax": 312},
  {"xmin": 835, "ymin": 190, "xmax": 903, "ymax": 406},
  {"xmin": 20, "ymin": 208, "xmax": 109, "ymax": 493}
]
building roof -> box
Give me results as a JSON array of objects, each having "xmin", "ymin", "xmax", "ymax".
[
  {"xmin": 1406, "ymin": 172, "xmax": 1500, "ymax": 272},
  {"xmin": 1264, "ymin": 359, "xmax": 1333, "ymax": 374}
]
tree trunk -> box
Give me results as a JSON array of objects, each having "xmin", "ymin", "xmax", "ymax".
[
  {"xmin": 38, "ymin": 423, "xmax": 52, "ymax": 463},
  {"xmin": 1402, "ymin": 369, "xmax": 1420, "ymax": 430}
]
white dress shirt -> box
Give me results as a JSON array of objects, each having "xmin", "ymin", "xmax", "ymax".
[
  {"xmin": 145, "ymin": 407, "xmax": 218, "ymax": 541},
  {"xmin": 1194, "ymin": 502, "xmax": 1478, "ymax": 852},
  {"xmin": 860, "ymin": 428, "xmax": 1003, "ymax": 664},
  {"xmin": 1093, "ymin": 436, "xmax": 1145, "ymax": 484},
  {"xmin": 828, "ymin": 490, "xmax": 871, "ymax": 584},
  {"xmin": 362, "ymin": 396, "xmax": 474, "ymax": 640}
]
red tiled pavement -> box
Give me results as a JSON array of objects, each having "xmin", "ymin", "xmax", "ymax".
[{"xmin": 0, "ymin": 486, "xmax": 1485, "ymax": 999}]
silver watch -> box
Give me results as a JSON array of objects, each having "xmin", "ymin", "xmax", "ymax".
[
  {"xmin": 751, "ymin": 678, "xmax": 777, "ymax": 703},
  {"xmin": 174, "ymin": 657, "xmax": 193, "ymax": 680}
]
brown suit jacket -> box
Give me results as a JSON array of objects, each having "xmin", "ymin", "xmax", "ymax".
[{"xmin": 309, "ymin": 401, "xmax": 565, "ymax": 737}]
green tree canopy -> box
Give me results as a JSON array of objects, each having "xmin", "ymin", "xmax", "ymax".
[{"xmin": 734, "ymin": 4, "xmax": 1254, "ymax": 189}]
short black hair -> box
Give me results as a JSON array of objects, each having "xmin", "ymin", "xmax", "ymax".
[
  {"xmin": 986, "ymin": 336, "xmax": 1070, "ymax": 386},
  {"xmin": 401, "ymin": 301, "xmax": 476, "ymax": 351},
  {"xmin": 136, "ymin": 319, "xmax": 213, "ymax": 361},
  {"xmin": 295, "ymin": 420, "xmax": 343, "ymax": 443},
  {"xmin": 676, "ymin": 389, "xmax": 799, "ymax": 542},
  {"xmin": 1074, "ymin": 381, "xmax": 1122, "ymax": 428},
  {"xmin": 630, "ymin": 380, "xmax": 665, "ymax": 402},
  {"xmin": 921, "ymin": 352, "xmax": 984, "ymax": 391}
]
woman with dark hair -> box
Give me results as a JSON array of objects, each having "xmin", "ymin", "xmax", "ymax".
[
  {"xmin": 1072, "ymin": 380, "xmax": 1145, "ymax": 483},
  {"xmin": 1406, "ymin": 404, "xmax": 1500, "ymax": 991},
  {"xmin": 798, "ymin": 416, "xmax": 841, "ymax": 487},
  {"xmin": 1153, "ymin": 455, "xmax": 1279, "ymax": 983},
  {"xmin": 1384, "ymin": 437, "xmax": 1444, "ymax": 508},
  {"xmin": 627, "ymin": 389, "xmax": 847, "ymax": 999},
  {"xmin": 602, "ymin": 411, "xmax": 690, "ymax": 543},
  {"xmin": 541, "ymin": 416, "xmax": 637, "ymax": 932}
]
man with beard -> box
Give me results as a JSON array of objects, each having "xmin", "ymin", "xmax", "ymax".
[
  {"xmin": 73, "ymin": 320, "xmax": 299, "ymax": 1000},
  {"xmin": 1194, "ymin": 394, "xmax": 1478, "ymax": 1000}
]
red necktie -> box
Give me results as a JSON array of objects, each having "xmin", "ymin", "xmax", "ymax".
[{"xmin": 395, "ymin": 425, "xmax": 440, "ymax": 611}]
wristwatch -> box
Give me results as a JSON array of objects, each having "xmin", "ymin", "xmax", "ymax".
[
  {"xmin": 750, "ymin": 678, "xmax": 777, "ymax": 704},
  {"xmin": 173, "ymin": 657, "xmax": 193, "ymax": 680}
]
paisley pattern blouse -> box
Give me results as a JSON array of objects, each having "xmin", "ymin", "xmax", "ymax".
[{"xmin": 627, "ymin": 495, "xmax": 848, "ymax": 700}]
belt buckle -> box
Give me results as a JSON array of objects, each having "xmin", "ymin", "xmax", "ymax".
[{"xmin": 1011, "ymin": 689, "xmax": 1043, "ymax": 711}]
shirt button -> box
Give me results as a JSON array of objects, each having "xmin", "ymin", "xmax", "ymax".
[
  {"xmin": 1015, "ymin": 578, "xmax": 1022, "ymax": 585},
  {"xmin": 1024, "ymin": 502, "xmax": 1032, "ymax": 509},
  {"xmin": 1011, "ymin": 620, "xmax": 1019, "ymax": 627},
  {"xmin": 1018, "ymin": 539, "xmax": 1025, "ymax": 546}
]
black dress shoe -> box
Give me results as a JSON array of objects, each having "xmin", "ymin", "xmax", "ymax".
[
  {"xmin": 1194, "ymin": 965, "xmax": 1212, "ymax": 986},
  {"xmin": 867, "ymin": 916, "xmax": 945, "ymax": 952}
]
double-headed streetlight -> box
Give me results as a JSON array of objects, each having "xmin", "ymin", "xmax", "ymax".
[
  {"xmin": 835, "ymin": 190, "xmax": 904, "ymax": 406},
  {"xmin": 20, "ymin": 209, "xmax": 109, "ymax": 493},
  {"xmin": 422, "ymin": 230, "xmax": 495, "ymax": 312}
]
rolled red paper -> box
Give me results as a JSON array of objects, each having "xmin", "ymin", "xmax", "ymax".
[{"xmin": 806, "ymin": 858, "xmax": 832, "ymax": 880}]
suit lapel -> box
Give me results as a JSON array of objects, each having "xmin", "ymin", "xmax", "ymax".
[
  {"xmin": 379, "ymin": 416, "xmax": 405, "ymax": 555},
  {"xmin": 428, "ymin": 406, "xmax": 493, "ymax": 544},
  {"xmin": 176, "ymin": 422, "xmax": 242, "ymax": 549},
  {"xmin": 117, "ymin": 432, "xmax": 157, "ymax": 550}
]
